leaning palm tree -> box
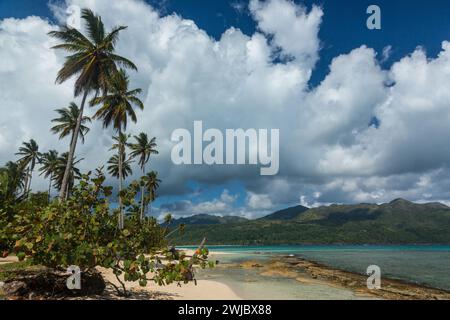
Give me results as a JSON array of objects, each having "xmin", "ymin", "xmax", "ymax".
[
  {"xmin": 15, "ymin": 139, "xmax": 41, "ymax": 197},
  {"xmin": 51, "ymin": 103, "xmax": 91, "ymax": 144},
  {"xmin": 39, "ymin": 150, "xmax": 59, "ymax": 201},
  {"xmin": 52, "ymin": 152, "xmax": 83, "ymax": 199},
  {"xmin": 0, "ymin": 161, "xmax": 26, "ymax": 203},
  {"xmin": 49, "ymin": 8, "xmax": 137, "ymax": 201},
  {"xmin": 129, "ymin": 133, "xmax": 158, "ymax": 220},
  {"xmin": 91, "ymin": 70, "xmax": 144, "ymax": 229},
  {"xmin": 142, "ymin": 171, "xmax": 161, "ymax": 216}
]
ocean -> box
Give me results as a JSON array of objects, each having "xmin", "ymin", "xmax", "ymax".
[{"xmin": 182, "ymin": 245, "xmax": 450, "ymax": 299}]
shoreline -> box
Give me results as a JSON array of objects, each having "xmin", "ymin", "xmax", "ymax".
[
  {"xmin": 2, "ymin": 249, "xmax": 449, "ymax": 300},
  {"xmin": 97, "ymin": 266, "xmax": 242, "ymax": 300},
  {"xmin": 0, "ymin": 253, "xmax": 242, "ymax": 300},
  {"xmin": 223, "ymin": 254, "xmax": 450, "ymax": 300}
]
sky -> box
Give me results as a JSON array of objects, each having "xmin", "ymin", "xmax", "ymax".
[{"xmin": 2, "ymin": 0, "xmax": 450, "ymax": 219}]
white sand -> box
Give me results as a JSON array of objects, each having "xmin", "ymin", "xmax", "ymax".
[
  {"xmin": 99, "ymin": 266, "xmax": 241, "ymax": 300},
  {"xmin": 1, "ymin": 252, "xmax": 241, "ymax": 300}
]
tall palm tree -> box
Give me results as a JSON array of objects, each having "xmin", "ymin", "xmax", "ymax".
[
  {"xmin": 91, "ymin": 70, "xmax": 144, "ymax": 229},
  {"xmin": 51, "ymin": 103, "xmax": 91, "ymax": 144},
  {"xmin": 107, "ymin": 153, "xmax": 133, "ymax": 180},
  {"xmin": 129, "ymin": 133, "xmax": 158, "ymax": 220},
  {"xmin": 39, "ymin": 150, "xmax": 59, "ymax": 201},
  {"xmin": 15, "ymin": 139, "xmax": 41, "ymax": 197},
  {"xmin": 108, "ymin": 133, "xmax": 131, "ymax": 229},
  {"xmin": 49, "ymin": 8, "xmax": 137, "ymax": 201},
  {"xmin": 52, "ymin": 152, "xmax": 83, "ymax": 198},
  {"xmin": 142, "ymin": 171, "xmax": 161, "ymax": 216}
]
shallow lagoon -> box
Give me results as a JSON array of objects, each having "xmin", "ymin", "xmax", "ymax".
[{"xmin": 183, "ymin": 245, "xmax": 450, "ymax": 299}]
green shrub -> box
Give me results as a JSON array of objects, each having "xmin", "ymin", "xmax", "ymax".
[{"xmin": 10, "ymin": 172, "xmax": 211, "ymax": 296}]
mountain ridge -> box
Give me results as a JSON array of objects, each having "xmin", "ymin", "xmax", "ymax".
[{"xmin": 169, "ymin": 199, "xmax": 450, "ymax": 245}]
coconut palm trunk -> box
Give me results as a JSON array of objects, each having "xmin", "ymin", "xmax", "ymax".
[
  {"xmin": 58, "ymin": 89, "xmax": 88, "ymax": 201},
  {"xmin": 47, "ymin": 173, "xmax": 53, "ymax": 202},
  {"xmin": 27, "ymin": 165, "xmax": 33, "ymax": 197},
  {"xmin": 118, "ymin": 129, "xmax": 124, "ymax": 229},
  {"xmin": 140, "ymin": 166, "xmax": 146, "ymax": 221},
  {"xmin": 22, "ymin": 167, "xmax": 30, "ymax": 197}
]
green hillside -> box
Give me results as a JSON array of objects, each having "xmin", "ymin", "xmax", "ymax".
[
  {"xmin": 169, "ymin": 199, "xmax": 450, "ymax": 245},
  {"xmin": 259, "ymin": 205, "xmax": 309, "ymax": 220},
  {"xmin": 169, "ymin": 214, "xmax": 248, "ymax": 226}
]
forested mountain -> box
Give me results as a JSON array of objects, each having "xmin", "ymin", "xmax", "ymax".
[{"xmin": 168, "ymin": 199, "xmax": 450, "ymax": 245}]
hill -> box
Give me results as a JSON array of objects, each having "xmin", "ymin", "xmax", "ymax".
[
  {"xmin": 168, "ymin": 214, "xmax": 248, "ymax": 226},
  {"xmin": 169, "ymin": 199, "xmax": 450, "ymax": 245},
  {"xmin": 259, "ymin": 205, "xmax": 309, "ymax": 220}
]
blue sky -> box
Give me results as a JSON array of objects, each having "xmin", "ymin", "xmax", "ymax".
[
  {"xmin": 2, "ymin": 0, "xmax": 450, "ymax": 86},
  {"xmin": 2, "ymin": 0, "xmax": 450, "ymax": 218}
]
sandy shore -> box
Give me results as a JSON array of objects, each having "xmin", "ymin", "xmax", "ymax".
[
  {"xmin": 0, "ymin": 252, "xmax": 242, "ymax": 300},
  {"xmin": 3, "ymin": 250, "xmax": 449, "ymax": 300},
  {"xmin": 98, "ymin": 266, "xmax": 241, "ymax": 300}
]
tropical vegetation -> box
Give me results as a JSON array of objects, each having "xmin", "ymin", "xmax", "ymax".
[
  {"xmin": 0, "ymin": 7, "xmax": 211, "ymax": 298},
  {"xmin": 171, "ymin": 199, "xmax": 450, "ymax": 245}
]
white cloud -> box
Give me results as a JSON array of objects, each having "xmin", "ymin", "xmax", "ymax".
[
  {"xmin": 249, "ymin": 0, "xmax": 323, "ymax": 69},
  {"xmin": 2, "ymin": 0, "xmax": 450, "ymax": 218},
  {"xmin": 220, "ymin": 189, "xmax": 238, "ymax": 203},
  {"xmin": 246, "ymin": 192, "xmax": 273, "ymax": 209},
  {"xmin": 381, "ymin": 45, "xmax": 392, "ymax": 63}
]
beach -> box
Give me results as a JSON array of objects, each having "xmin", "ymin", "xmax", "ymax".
[
  {"xmin": 0, "ymin": 251, "xmax": 242, "ymax": 300},
  {"xmin": 96, "ymin": 250, "xmax": 241, "ymax": 300},
  {"xmin": 1, "ymin": 246, "xmax": 450, "ymax": 300}
]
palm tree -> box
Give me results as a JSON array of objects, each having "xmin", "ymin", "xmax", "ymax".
[
  {"xmin": 39, "ymin": 150, "xmax": 59, "ymax": 201},
  {"xmin": 49, "ymin": 8, "xmax": 137, "ymax": 201},
  {"xmin": 91, "ymin": 70, "xmax": 144, "ymax": 229},
  {"xmin": 107, "ymin": 133, "xmax": 131, "ymax": 229},
  {"xmin": 15, "ymin": 139, "xmax": 41, "ymax": 197},
  {"xmin": 129, "ymin": 133, "xmax": 158, "ymax": 220},
  {"xmin": 107, "ymin": 153, "xmax": 133, "ymax": 180},
  {"xmin": 52, "ymin": 152, "xmax": 83, "ymax": 198},
  {"xmin": 142, "ymin": 171, "xmax": 161, "ymax": 216},
  {"xmin": 0, "ymin": 162, "xmax": 26, "ymax": 203},
  {"xmin": 51, "ymin": 103, "xmax": 91, "ymax": 144}
]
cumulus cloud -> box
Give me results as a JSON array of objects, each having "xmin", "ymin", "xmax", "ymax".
[
  {"xmin": 2, "ymin": 0, "xmax": 450, "ymax": 218},
  {"xmin": 246, "ymin": 192, "xmax": 273, "ymax": 209},
  {"xmin": 249, "ymin": 0, "xmax": 323, "ymax": 69}
]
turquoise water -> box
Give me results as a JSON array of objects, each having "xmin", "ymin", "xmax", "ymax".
[
  {"xmin": 184, "ymin": 244, "xmax": 450, "ymax": 253},
  {"xmin": 183, "ymin": 245, "xmax": 450, "ymax": 294}
]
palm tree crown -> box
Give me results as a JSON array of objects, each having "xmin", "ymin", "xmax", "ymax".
[
  {"xmin": 107, "ymin": 153, "xmax": 133, "ymax": 179},
  {"xmin": 16, "ymin": 139, "xmax": 40, "ymax": 170},
  {"xmin": 39, "ymin": 150, "xmax": 59, "ymax": 200},
  {"xmin": 130, "ymin": 133, "xmax": 158, "ymax": 170},
  {"xmin": 48, "ymin": 8, "xmax": 137, "ymax": 97},
  {"xmin": 110, "ymin": 133, "xmax": 130, "ymax": 155},
  {"xmin": 15, "ymin": 139, "xmax": 41, "ymax": 195},
  {"xmin": 90, "ymin": 69, "xmax": 144, "ymax": 131},
  {"xmin": 143, "ymin": 171, "xmax": 161, "ymax": 215},
  {"xmin": 39, "ymin": 150, "xmax": 59, "ymax": 179},
  {"xmin": 0, "ymin": 162, "xmax": 26, "ymax": 201},
  {"xmin": 52, "ymin": 152, "xmax": 82, "ymax": 195},
  {"xmin": 51, "ymin": 103, "xmax": 91, "ymax": 143}
]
